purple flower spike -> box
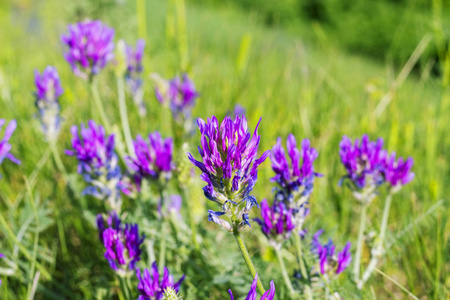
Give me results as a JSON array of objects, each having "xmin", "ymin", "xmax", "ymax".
[
  {"xmin": 255, "ymin": 199, "xmax": 295, "ymax": 245},
  {"xmin": 126, "ymin": 39, "xmax": 146, "ymax": 116},
  {"xmin": 102, "ymin": 218, "xmax": 145, "ymax": 275},
  {"xmin": 228, "ymin": 274, "xmax": 276, "ymax": 300},
  {"xmin": 97, "ymin": 211, "xmax": 122, "ymax": 242},
  {"xmin": 0, "ymin": 119, "xmax": 20, "ymax": 167},
  {"xmin": 66, "ymin": 120, "xmax": 123, "ymax": 210},
  {"xmin": 188, "ymin": 115, "xmax": 270, "ymax": 232},
  {"xmin": 339, "ymin": 135, "xmax": 385, "ymax": 190},
  {"xmin": 34, "ymin": 66, "xmax": 63, "ymax": 141},
  {"xmin": 383, "ymin": 152, "xmax": 414, "ymax": 190},
  {"xmin": 126, "ymin": 131, "xmax": 174, "ymax": 188},
  {"xmin": 137, "ymin": 261, "xmax": 185, "ymax": 300},
  {"xmin": 311, "ymin": 230, "xmax": 352, "ymax": 277},
  {"xmin": 61, "ymin": 20, "xmax": 115, "ymax": 79}
]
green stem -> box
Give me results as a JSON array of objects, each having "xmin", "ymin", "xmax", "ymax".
[
  {"xmin": 234, "ymin": 232, "xmax": 266, "ymax": 295},
  {"xmin": 49, "ymin": 141, "xmax": 66, "ymax": 175},
  {"xmin": 90, "ymin": 78, "xmax": 112, "ymax": 131},
  {"xmin": 136, "ymin": 0, "xmax": 147, "ymax": 38},
  {"xmin": 362, "ymin": 193, "xmax": 393, "ymax": 283},
  {"xmin": 274, "ymin": 246, "xmax": 295, "ymax": 295},
  {"xmin": 353, "ymin": 203, "xmax": 367, "ymax": 286},
  {"xmin": 294, "ymin": 232, "xmax": 309, "ymax": 280},
  {"xmin": 117, "ymin": 76, "xmax": 134, "ymax": 156},
  {"xmin": 118, "ymin": 275, "xmax": 132, "ymax": 300}
]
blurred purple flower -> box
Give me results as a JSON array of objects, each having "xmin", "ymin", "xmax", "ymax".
[
  {"xmin": 0, "ymin": 119, "xmax": 20, "ymax": 167},
  {"xmin": 339, "ymin": 135, "xmax": 385, "ymax": 190},
  {"xmin": 228, "ymin": 274, "xmax": 275, "ymax": 300},
  {"xmin": 96, "ymin": 211, "xmax": 122, "ymax": 242},
  {"xmin": 188, "ymin": 115, "xmax": 269, "ymax": 231},
  {"xmin": 102, "ymin": 218, "xmax": 145, "ymax": 274},
  {"xmin": 126, "ymin": 132, "xmax": 174, "ymax": 188},
  {"xmin": 383, "ymin": 152, "xmax": 414, "ymax": 189},
  {"xmin": 34, "ymin": 66, "xmax": 63, "ymax": 141},
  {"xmin": 255, "ymin": 199, "xmax": 295, "ymax": 244},
  {"xmin": 61, "ymin": 20, "xmax": 115, "ymax": 79},
  {"xmin": 311, "ymin": 230, "xmax": 351, "ymax": 276},
  {"xmin": 126, "ymin": 39, "xmax": 146, "ymax": 116},
  {"xmin": 137, "ymin": 261, "xmax": 185, "ymax": 300}
]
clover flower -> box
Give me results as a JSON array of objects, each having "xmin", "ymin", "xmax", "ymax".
[
  {"xmin": 188, "ymin": 115, "xmax": 269, "ymax": 232},
  {"xmin": 137, "ymin": 262, "xmax": 185, "ymax": 300},
  {"xmin": 255, "ymin": 199, "xmax": 295, "ymax": 245},
  {"xmin": 101, "ymin": 217, "xmax": 145, "ymax": 275},
  {"xmin": 65, "ymin": 120, "xmax": 123, "ymax": 211},
  {"xmin": 34, "ymin": 66, "xmax": 63, "ymax": 141},
  {"xmin": 126, "ymin": 39, "xmax": 146, "ymax": 116},
  {"xmin": 382, "ymin": 152, "xmax": 414, "ymax": 192},
  {"xmin": 0, "ymin": 119, "xmax": 20, "ymax": 169},
  {"xmin": 311, "ymin": 230, "xmax": 352, "ymax": 277},
  {"xmin": 126, "ymin": 132, "xmax": 174, "ymax": 188},
  {"xmin": 228, "ymin": 274, "xmax": 275, "ymax": 300},
  {"xmin": 61, "ymin": 20, "xmax": 115, "ymax": 79},
  {"xmin": 154, "ymin": 73, "xmax": 199, "ymax": 123}
]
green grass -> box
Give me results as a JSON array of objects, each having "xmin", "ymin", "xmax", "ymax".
[{"xmin": 0, "ymin": 0, "xmax": 448, "ymax": 299}]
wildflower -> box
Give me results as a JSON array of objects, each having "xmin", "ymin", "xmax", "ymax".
[
  {"xmin": 0, "ymin": 119, "xmax": 20, "ymax": 168},
  {"xmin": 154, "ymin": 73, "xmax": 199, "ymax": 124},
  {"xmin": 254, "ymin": 199, "xmax": 295, "ymax": 245},
  {"xmin": 311, "ymin": 230, "xmax": 352, "ymax": 277},
  {"xmin": 65, "ymin": 120, "xmax": 123, "ymax": 211},
  {"xmin": 34, "ymin": 66, "xmax": 63, "ymax": 141},
  {"xmin": 96, "ymin": 211, "xmax": 122, "ymax": 242},
  {"xmin": 382, "ymin": 152, "xmax": 414, "ymax": 192},
  {"xmin": 126, "ymin": 131, "xmax": 174, "ymax": 188},
  {"xmin": 188, "ymin": 115, "xmax": 269, "ymax": 232},
  {"xmin": 137, "ymin": 261, "xmax": 185, "ymax": 300},
  {"xmin": 228, "ymin": 274, "xmax": 275, "ymax": 300},
  {"xmin": 61, "ymin": 20, "xmax": 115, "ymax": 79},
  {"xmin": 125, "ymin": 39, "xmax": 146, "ymax": 116},
  {"xmin": 101, "ymin": 218, "xmax": 145, "ymax": 275}
]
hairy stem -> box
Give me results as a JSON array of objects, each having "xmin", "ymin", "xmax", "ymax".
[
  {"xmin": 118, "ymin": 275, "xmax": 133, "ymax": 300},
  {"xmin": 117, "ymin": 76, "xmax": 134, "ymax": 156},
  {"xmin": 274, "ymin": 246, "xmax": 295, "ymax": 295},
  {"xmin": 354, "ymin": 203, "xmax": 367, "ymax": 286},
  {"xmin": 49, "ymin": 141, "xmax": 66, "ymax": 175},
  {"xmin": 90, "ymin": 78, "xmax": 112, "ymax": 131},
  {"xmin": 293, "ymin": 232, "xmax": 309, "ymax": 280}
]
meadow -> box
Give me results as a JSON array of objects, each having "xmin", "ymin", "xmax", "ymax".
[{"xmin": 0, "ymin": 0, "xmax": 448, "ymax": 299}]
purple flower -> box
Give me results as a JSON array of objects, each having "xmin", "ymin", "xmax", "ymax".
[
  {"xmin": 383, "ymin": 152, "xmax": 414, "ymax": 189},
  {"xmin": 137, "ymin": 261, "xmax": 185, "ymax": 300},
  {"xmin": 339, "ymin": 135, "xmax": 385, "ymax": 190},
  {"xmin": 228, "ymin": 274, "xmax": 275, "ymax": 300},
  {"xmin": 311, "ymin": 230, "xmax": 352, "ymax": 276},
  {"xmin": 0, "ymin": 119, "xmax": 20, "ymax": 167},
  {"xmin": 65, "ymin": 121, "xmax": 123, "ymax": 210},
  {"xmin": 126, "ymin": 132, "xmax": 174, "ymax": 188},
  {"xmin": 102, "ymin": 218, "xmax": 145, "ymax": 274},
  {"xmin": 255, "ymin": 199, "xmax": 295, "ymax": 244},
  {"xmin": 126, "ymin": 39, "xmax": 146, "ymax": 116},
  {"xmin": 155, "ymin": 73, "xmax": 199, "ymax": 123},
  {"xmin": 34, "ymin": 66, "xmax": 63, "ymax": 140},
  {"xmin": 96, "ymin": 211, "xmax": 122, "ymax": 242},
  {"xmin": 61, "ymin": 20, "xmax": 115, "ymax": 79},
  {"xmin": 188, "ymin": 115, "xmax": 270, "ymax": 231}
]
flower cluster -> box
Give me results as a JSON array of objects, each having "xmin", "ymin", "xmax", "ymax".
[
  {"xmin": 155, "ymin": 73, "xmax": 199, "ymax": 123},
  {"xmin": 98, "ymin": 213, "xmax": 145, "ymax": 275},
  {"xmin": 311, "ymin": 230, "xmax": 352, "ymax": 277},
  {"xmin": 188, "ymin": 115, "xmax": 269, "ymax": 232},
  {"xmin": 126, "ymin": 39, "xmax": 146, "ymax": 116},
  {"xmin": 137, "ymin": 262, "xmax": 185, "ymax": 300},
  {"xmin": 0, "ymin": 119, "xmax": 20, "ymax": 170},
  {"xmin": 65, "ymin": 120, "xmax": 123, "ymax": 210},
  {"xmin": 61, "ymin": 20, "xmax": 115, "ymax": 79},
  {"xmin": 339, "ymin": 135, "xmax": 414, "ymax": 198},
  {"xmin": 34, "ymin": 66, "xmax": 63, "ymax": 141},
  {"xmin": 228, "ymin": 274, "xmax": 275, "ymax": 300},
  {"xmin": 126, "ymin": 132, "xmax": 174, "ymax": 188},
  {"xmin": 255, "ymin": 199, "xmax": 295, "ymax": 245},
  {"xmin": 96, "ymin": 211, "xmax": 122, "ymax": 242}
]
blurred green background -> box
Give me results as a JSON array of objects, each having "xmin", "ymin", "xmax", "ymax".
[{"xmin": 0, "ymin": 0, "xmax": 449, "ymax": 299}]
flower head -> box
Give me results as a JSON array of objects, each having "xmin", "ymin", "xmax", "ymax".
[
  {"xmin": 126, "ymin": 132, "xmax": 174, "ymax": 188},
  {"xmin": 101, "ymin": 218, "xmax": 145, "ymax": 275},
  {"xmin": 255, "ymin": 199, "xmax": 295, "ymax": 245},
  {"xmin": 228, "ymin": 274, "xmax": 275, "ymax": 300},
  {"xmin": 34, "ymin": 66, "xmax": 63, "ymax": 141},
  {"xmin": 188, "ymin": 115, "xmax": 270, "ymax": 232},
  {"xmin": 125, "ymin": 39, "xmax": 146, "ymax": 116},
  {"xmin": 96, "ymin": 211, "xmax": 122, "ymax": 242},
  {"xmin": 0, "ymin": 119, "xmax": 20, "ymax": 167},
  {"xmin": 65, "ymin": 120, "xmax": 123, "ymax": 210},
  {"xmin": 61, "ymin": 20, "xmax": 115, "ymax": 79},
  {"xmin": 311, "ymin": 230, "xmax": 352, "ymax": 277},
  {"xmin": 137, "ymin": 262, "xmax": 185, "ymax": 300},
  {"xmin": 383, "ymin": 152, "xmax": 414, "ymax": 191}
]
